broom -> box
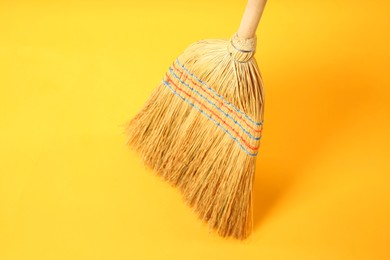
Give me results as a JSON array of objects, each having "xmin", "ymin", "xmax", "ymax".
[{"xmin": 123, "ymin": 0, "xmax": 267, "ymax": 239}]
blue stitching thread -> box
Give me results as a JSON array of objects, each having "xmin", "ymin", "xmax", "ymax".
[
  {"xmin": 175, "ymin": 58, "xmax": 263, "ymax": 126},
  {"xmin": 162, "ymin": 80, "xmax": 258, "ymax": 157},
  {"xmin": 168, "ymin": 68, "xmax": 261, "ymax": 141}
]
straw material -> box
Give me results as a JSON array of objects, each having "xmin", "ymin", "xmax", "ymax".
[{"xmin": 124, "ymin": 32, "xmax": 265, "ymax": 239}]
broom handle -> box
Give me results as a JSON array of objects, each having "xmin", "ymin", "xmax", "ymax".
[{"xmin": 237, "ymin": 0, "xmax": 267, "ymax": 39}]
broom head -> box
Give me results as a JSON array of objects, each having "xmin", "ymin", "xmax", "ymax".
[{"xmin": 124, "ymin": 32, "xmax": 265, "ymax": 239}]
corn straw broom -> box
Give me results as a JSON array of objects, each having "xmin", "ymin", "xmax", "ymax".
[{"xmin": 123, "ymin": 0, "xmax": 267, "ymax": 239}]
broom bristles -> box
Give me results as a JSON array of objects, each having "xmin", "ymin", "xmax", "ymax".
[{"xmin": 124, "ymin": 32, "xmax": 265, "ymax": 239}]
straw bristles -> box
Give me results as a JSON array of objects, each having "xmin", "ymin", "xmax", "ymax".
[{"xmin": 124, "ymin": 33, "xmax": 265, "ymax": 239}]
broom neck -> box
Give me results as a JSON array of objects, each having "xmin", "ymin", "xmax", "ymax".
[{"xmin": 237, "ymin": 0, "xmax": 267, "ymax": 39}]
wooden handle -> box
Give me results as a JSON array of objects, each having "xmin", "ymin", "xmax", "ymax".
[{"xmin": 237, "ymin": 0, "xmax": 267, "ymax": 39}]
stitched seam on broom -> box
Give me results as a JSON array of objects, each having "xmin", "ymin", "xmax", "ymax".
[
  {"xmin": 170, "ymin": 63, "xmax": 263, "ymax": 134},
  {"xmin": 168, "ymin": 67, "xmax": 261, "ymax": 140},
  {"xmin": 164, "ymin": 76, "xmax": 260, "ymax": 150},
  {"xmin": 176, "ymin": 58, "xmax": 263, "ymax": 126},
  {"xmin": 162, "ymin": 80, "xmax": 258, "ymax": 156},
  {"xmin": 163, "ymin": 77, "xmax": 261, "ymax": 152}
]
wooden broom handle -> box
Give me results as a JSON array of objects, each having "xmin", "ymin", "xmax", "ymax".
[{"xmin": 237, "ymin": 0, "xmax": 267, "ymax": 39}]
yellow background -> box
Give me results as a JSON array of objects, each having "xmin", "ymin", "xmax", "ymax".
[{"xmin": 1, "ymin": 0, "xmax": 389, "ymax": 259}]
